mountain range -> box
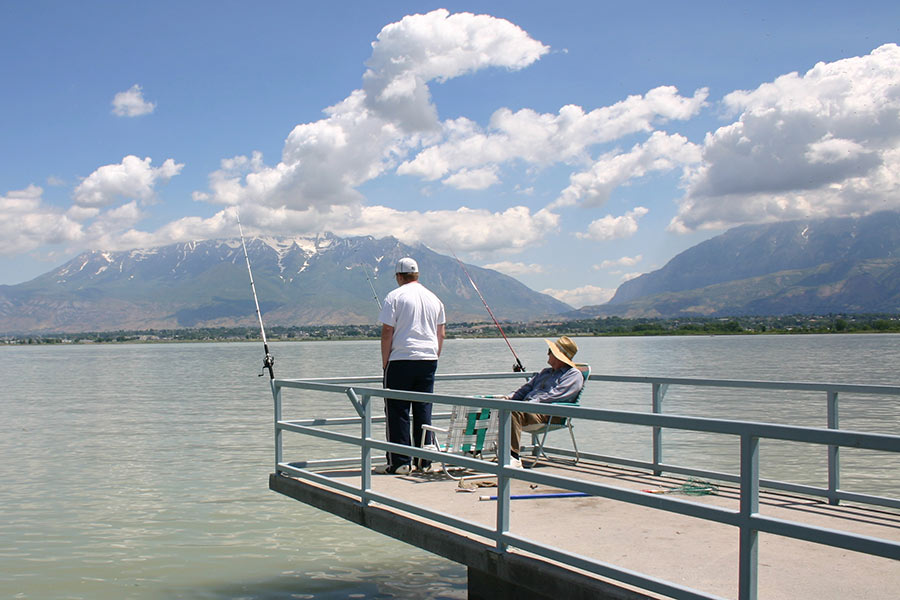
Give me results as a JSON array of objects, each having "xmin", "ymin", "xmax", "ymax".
[
  {"xmin": 3, "ymin": 211, "xmax": 898, "ymax": 334},
  {"xmin": 571, "ymin": 211, "xmax": 900, "ymax": 319},
  {"xmin": 0, "ymin": 235, "xmax": 571, "ymax": 334}
]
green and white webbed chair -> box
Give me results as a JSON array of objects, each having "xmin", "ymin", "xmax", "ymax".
[
  {"xmin": 421, "ymin": 404, "xmax": 498, "ymax": 480},
  {"xmin": 522, "ymin": 363, "xmax": 590, "ymax": 464}
]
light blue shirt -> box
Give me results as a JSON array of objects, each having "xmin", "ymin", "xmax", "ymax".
[{"xmin": 510, "ymin": 366, "xmax": 583, "ymax": 403}]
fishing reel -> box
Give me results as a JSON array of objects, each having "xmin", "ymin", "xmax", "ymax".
[{"xmin": 259, "ymin": 353, "xmax": 275, "ymax": 377}]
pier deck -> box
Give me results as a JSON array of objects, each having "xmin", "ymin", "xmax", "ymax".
[{"xmin": 271, "ymin": 458, "xmax": 900, "ymax": 600}]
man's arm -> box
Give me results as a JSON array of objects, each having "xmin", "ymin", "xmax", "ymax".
[
  {"xmin": 381, "ymin": 324, "xmax": 394, "ymax": 370},
  {"xmin": 508, "ymin": 370, "xmax": 542, "ymax": 400},
  {"xmin": 436, "ymin": 323, "xmax": 445, "ymax": 357}
]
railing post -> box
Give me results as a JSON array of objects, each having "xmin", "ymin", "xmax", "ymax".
[
  {"xmin": 361, "ymin": 392, "xmax": 372, "ymax": 506},
  {"xmin": 739, "ymin": 433, "xmax": 759, "ymax": 600},
  {"xmin": 272, "ymin": 380, "xmax": 283, "ymax": 473},
  {"xmin": 652, "ymin": 383, "xmax": 667, "ymax": 476},
  {"xmin": 827, "ymin": 390, "xmax": 840, "ymax": 506},
  {"xmin": 496, "ymin": 407, "xmax": 511, "ymax": 553}
]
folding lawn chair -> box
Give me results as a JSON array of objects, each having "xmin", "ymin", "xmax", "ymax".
[{"xmin": 422, "ymin": 404, "xmax": 498, "ymax": 480}]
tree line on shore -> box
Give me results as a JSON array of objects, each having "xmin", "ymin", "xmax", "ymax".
[{"xmin": 3, "ymin": 313, "xmax": 899, "ymax": 345}]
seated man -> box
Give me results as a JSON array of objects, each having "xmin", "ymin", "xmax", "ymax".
[{"xmin": 502, "ymin": 336, "xmax": 582, "ymax": 468}]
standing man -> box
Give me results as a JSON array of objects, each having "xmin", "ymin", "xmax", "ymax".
[{"xmin": 376, "ymin": 257, "xmax": 446, "ymax": 474}]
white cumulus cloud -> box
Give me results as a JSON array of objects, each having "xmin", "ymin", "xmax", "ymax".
[
  {"xmin": 443, "ymin": 166, "xmax": 500, "ymax": 190},
  {"xmin": 554, "ymin": 132, "xmax": 701, "ymax": 208},
  {"xmin": 211, "ymin": 203, "xmax": 559, "ymax": 258},
  {"xmin": 0, "ymin": 186, "xmax": 84, "ymax": 254},
  {"xmin": 111, "ymin": 84, "xmax": 156, "ymax": 117},
  {"xmin": 196, "ymin": 9, "xmax": 549, "ymax": 211},
  {"xmin": 74, "ymin": 155, "xmax": 183, "ymax": 208},
  {"xmin": 0, "ymin": 12, "xmax": 563, "ymax": 260},
  {"xmin": 398, "ymin": 87, "xmax": 708, "ymax": 186},
  {"xmin": 577, "ymin": 206, "xmax": 649, "ymax": 241},
  {"xmin": 597, "ymin": 254, "xmax": 643, "ymax": 270},
  {"xmin": 342, "ymin": 205, "xmax": 559, "ymax": 254},
  {"xmin": 541, "ymin": 284, "xmax": 614, "ymax": 308},
  {"xmin": 482, "ymin": 261, "xmax": 545, "ymax": 276},
  {"xmin": 363, "ymin": 8, "xmax": 549, "ymax": 132},
  {"xmin": 671, "ymin": 43, "xmax": 900, "ymax": 232}
]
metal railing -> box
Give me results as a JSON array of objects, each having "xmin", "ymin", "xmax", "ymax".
[
  {"xmin": 584, "ymin": 374, "xmax": 900, "ymax": 511},
  {"xmin": 270, "ymin": 371, "xmax": 900, "ymax": 600}
]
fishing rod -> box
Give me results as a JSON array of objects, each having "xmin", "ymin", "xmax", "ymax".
[
  {"xmin": 236, "ymin": 211, "xmax": 274, "ymax": 380},
  {"xmin": 452, "ymin": 252, "xmax": 525, "ymax": 372},
  {"xmin": 361, "ymin": 263, "xmax": 382, "ymax": 310}
]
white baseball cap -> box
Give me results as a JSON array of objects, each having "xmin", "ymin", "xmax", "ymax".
[{"xmin": 396, "ymin": 257, "xmax": 419, "ymax": 274}]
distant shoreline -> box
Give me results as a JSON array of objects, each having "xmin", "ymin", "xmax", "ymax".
[{"xmin": 3, "ymin": 313, "xmax": 898, "ymax": 345}]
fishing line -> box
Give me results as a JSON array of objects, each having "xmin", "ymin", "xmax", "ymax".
[
  {"xmin": 351, "ymin": 245, "xmax": 383, "ymax": 311},
  {"xmin": 361, "ymin": 263, "xmax": 382, "ymax": 310},
  {"xmin": 236, "ymin": 210, "xmax": 275, "ymax": 380},
  {"xmin": 452, "ymin": 251, "xmax": 525, "ymax": 372}
]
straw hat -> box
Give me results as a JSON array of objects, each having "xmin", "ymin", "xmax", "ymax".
[{"xmin": 545, "ymin": 336, "xmax": 578, "ymax": 368}]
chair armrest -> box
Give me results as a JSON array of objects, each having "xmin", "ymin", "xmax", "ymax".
[{"xmin": 421, "ymin": 424, "xmax": 447, "ymax": 435}]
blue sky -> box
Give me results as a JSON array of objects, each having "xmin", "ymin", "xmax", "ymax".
[{"xmin": 2, "ymin": 2, "xmax": 899, "ymax": 308}]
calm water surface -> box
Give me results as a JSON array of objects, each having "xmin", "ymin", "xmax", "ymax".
[{"xmin": 2, "ymin": 334, "xmax": 898, "ymax": 599}]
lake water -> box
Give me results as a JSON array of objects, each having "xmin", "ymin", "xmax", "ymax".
[{"xmin": 2, "ymin": 334, "xmax": 898, "ymax": 599}]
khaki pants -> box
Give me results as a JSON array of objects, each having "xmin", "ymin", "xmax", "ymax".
[{"xmin": 510, "ymin": 410, "xmax": 551, "ymax": 455}]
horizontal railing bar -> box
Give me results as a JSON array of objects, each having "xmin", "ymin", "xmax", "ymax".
[
  {"xmin": 654, "ymin": 461, "xmax": 836, "ymax": 499},
  {"xmin": 277, "ymin": 422, "xmax": 363, "ymax": 445},
  {"xmin": 587, "ymin": 409, "xmax": 900, "ymax": 452},
  {"xmin": 364, "ymin": 489, "xmax": 499, "ymax": 542},
  {"xmin": 276, "ymin": 423, "xmax": 458, "ymax": 467},
  {"xmin": 278, "ymin": 372, "xmax": 900, "ymax": 395},
  {"xmin": 834, "ymin": 490, "xmax": 900, "ymax": 511},
  {"xmin": 544, "ymin": 450, "xmax": 742, "ymax": 491},
  {"xmin": 277, "ymin": 371, "xmax": 533, "ymax": 385},
  {"xmin": 277, "ymin": 382, "xmax": 900, "ymax": 451},
  {"xmin": 364, "ymin": 437, "xmax": 491, "ymax": 469},
  {"xmin": 426, "ymin": 452, "xmax": 502, "ymax": 475},
  {"xmin": 283, "ymin": 457, "xmax": 378, "ymax": 469},
  {"xmin": 558, "ymin": 450, "xmax": 900, "ymax": 511},
  {"xmin": 587, "ymin": 374, "xmax": 900, "ymax": 395},
  {"xmin": 508, "ymin": 466, "xmax": 741, "ymax": 526},
  {"xmin": 557, "ymin": 449, "xmax": 658, "ymax": 472},
  {"xmin": 505, "ymin": 532, "xmax": 727, "ymax": 600},
  {"xmin": 277, "ymin": 464, "xmax": 362, "ymax": 497},
  {"xmin": 283, "ymin": 415, "xmax": 387, "ymax": 426},
  {"xmin": 277, "ymin": 375, "xmax": 385, "ymax": 384},
  {"xmin": 751, "ymin": 514, "xmax": 900, "ymax": 559},
  {"xmin": 281, "ymin": 411, "xmax": 452, "ymax": 428}
]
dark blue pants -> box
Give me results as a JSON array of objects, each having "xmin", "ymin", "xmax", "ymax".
[{"xmin": 384, "ymin": 360, "xmax": 437, "ymax": 468}]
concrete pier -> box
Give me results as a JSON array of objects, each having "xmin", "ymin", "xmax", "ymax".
[{"xmin": 270, "ymin": 459, "xmax": 900, "ymax": 599}]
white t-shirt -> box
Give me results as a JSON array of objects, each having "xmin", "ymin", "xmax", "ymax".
[{"xmin": 378, "ymin": 281, "xmax": 446, "ymax": 361}]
